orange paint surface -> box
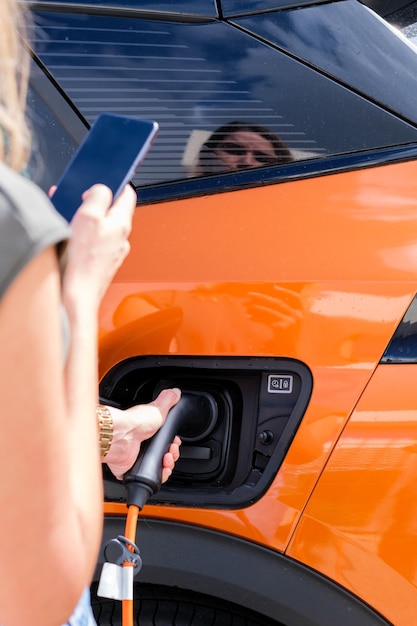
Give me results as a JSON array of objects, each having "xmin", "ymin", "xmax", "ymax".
[{"xmin": 100, "ymin": 159, "xmax": 417, "ymax": 621}]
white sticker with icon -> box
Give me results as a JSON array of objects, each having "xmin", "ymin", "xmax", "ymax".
[{"xmin": 268, "ymin": 374, "xmax": 293, "ymax": 393}]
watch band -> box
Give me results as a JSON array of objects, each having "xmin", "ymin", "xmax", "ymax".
[{"xmin": 97, "ymin": 404, "xmax": 113, "ymax": 457}]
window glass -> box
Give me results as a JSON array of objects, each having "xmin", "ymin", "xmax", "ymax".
[
  {"xmin": 26, "ymin": 60, "xmax": 90, "ymax": 191},
  {"xmin": 28, "ymin": 11, "xmax": 417, "ymax": 188},
  {"xmin": 221, "ymin": 0, "xmax": 315, "ymax": 15},
  {"xmin": 232, "ymin": 1, "xmax": 417, "ymax": 127},
  {"xmin": 382, "ymin": 295, "xmax": 417, "ymax": 364},
  {"xmin": 25, "ymin": 86, "xmax": 79, "ymax": 190},
  {"xmin": 385, "ymin": 1, "xmax": 417, "ymax": 46}
]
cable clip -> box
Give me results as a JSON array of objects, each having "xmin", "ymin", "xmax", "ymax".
[{"xmin": 103, "ymin": 535, "xmax": 142, "ymax": 575}]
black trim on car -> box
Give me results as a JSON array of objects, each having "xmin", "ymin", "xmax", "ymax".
[
  {"xmin": 27, "ymin": 1, "xmax": 220, "ymax": 22},
  {"xmin": 134, "ymin": 143, "xmax": 417, "ymax": 205},
  {"xmin": 93, "ymin": 518, "xmax": 393, "ymax": 626},
  {"xmin": 100, "ymin": 355, "xmax": 313, "ymax": 509}
]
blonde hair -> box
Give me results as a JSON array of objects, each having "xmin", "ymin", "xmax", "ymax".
[{"xmin": 0, "ymin": 0, "xmax": 31, "ymax": 171}]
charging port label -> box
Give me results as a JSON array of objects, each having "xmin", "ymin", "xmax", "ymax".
[{"xmin": 268, "ymin": 374, "xmax": 293, "ymax": 394}]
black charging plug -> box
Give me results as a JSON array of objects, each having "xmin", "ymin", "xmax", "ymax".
[{"xmin": 123, "ymin": 391, "xmax": 216, "ymax": 509}]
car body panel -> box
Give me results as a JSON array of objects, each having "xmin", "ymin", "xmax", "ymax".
[
  {"xmin": 100, "ymin": 159, "xmax": 417, "ymax": 576},
  {"xmin": 288, "ymin": 363, "xmax": 417, "ymax": 626}
]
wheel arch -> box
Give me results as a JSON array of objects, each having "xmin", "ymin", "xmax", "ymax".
[{"xmin": 94, "ymin": 516, "xmax": 391, "ymax": 626}]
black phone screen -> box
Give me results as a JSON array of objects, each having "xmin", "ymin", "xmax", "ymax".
[{"xmin": 51, "ymin": 113, "xmax": 159, "ymax": 222}]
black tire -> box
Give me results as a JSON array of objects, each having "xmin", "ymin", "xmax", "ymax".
[{"xmin": 90, "ymin": 582, "xmax": 283, "ymax": 626}]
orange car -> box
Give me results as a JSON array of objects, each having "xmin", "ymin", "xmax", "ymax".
[{"xmin": 26, "ymin": 0, "xmax": 417, "ymax": 624}]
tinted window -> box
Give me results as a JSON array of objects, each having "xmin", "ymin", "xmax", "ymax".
[
  {"xmin": 221, "ymin": 0, "xmax": 322, "ymax": 15},
  {"xmin": 25, "ymin": 86, "xmax": 77, "ymax": 190},
  {"xmin": 233, "ymin": 1, "xmax": 417, "ymax": 126},
  {"xmin": 382, "ymin": 295, "xmax": 417, "ymax": 364},
  {"xmin": 385, "ymin": 0, "xmax": 417, "ymax": 45},
  {"xmin": 27, "ymin": 9, "xmax": 417, "ymax": 189},
  {"xmin": 25, "ymin": 59, "xmax": 89, "ymax": 189}
]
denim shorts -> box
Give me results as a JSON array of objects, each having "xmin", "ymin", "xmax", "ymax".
[{"xmin": 63, "ymin": 588, "xmax": 97, "ymax": 626}]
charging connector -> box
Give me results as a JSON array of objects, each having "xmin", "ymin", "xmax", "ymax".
[{"xmin": 123, "ymin": 391, "xmax": 216, "ymax": 509}]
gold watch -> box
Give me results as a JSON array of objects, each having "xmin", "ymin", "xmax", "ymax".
[{"xmin": 97, "ymin": 404, "xmax": 113, "ymax": 457}]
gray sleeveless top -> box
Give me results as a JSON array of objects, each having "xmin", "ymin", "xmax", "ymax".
[{"xmin": 0, "ymin": 161, "xmax": 70, "ymax": 299}]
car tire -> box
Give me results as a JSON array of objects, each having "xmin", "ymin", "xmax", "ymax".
[{"xmin": 90, "ymin": 582, "xmax": 283, "ymax": 625}]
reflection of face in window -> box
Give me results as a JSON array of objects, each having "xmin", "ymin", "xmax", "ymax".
[{"xmin": 198, "ymin": 121, "xmax": 293, "ymax": 174}]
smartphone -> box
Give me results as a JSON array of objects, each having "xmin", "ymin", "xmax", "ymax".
[{"xmin": 51, "ymin": 113, "xmax": 159, "ymax": 222}]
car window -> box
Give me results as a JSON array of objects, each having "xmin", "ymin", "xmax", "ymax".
[
  {"xmin": 384, "ymin": 1, "xmax": 417, "ymax": 45},
  {"xmin": 25, "ymin": 60, "xmax": 89, "ymax": 191},
  {"xmin": 221, "ymin": 0, "xmax": 320, "ymax": 15},
  {"xmin": 233, "ymin": 1, "xmax": 417, "ymax": 127},
  {"xmin": 27, "ymin": 7, "xmax": 417, "ymax": 190}
]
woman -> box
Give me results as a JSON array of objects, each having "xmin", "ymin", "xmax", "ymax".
[
  {"xmin": 198, "ymin": 120, "xmax": 293, "ymax": 174},
  {"xmin": 0, "ymin": 0, "xmax": 180, "ymax": 624}
]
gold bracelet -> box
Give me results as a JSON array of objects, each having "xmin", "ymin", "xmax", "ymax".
[{"xmin": 97, "ymin": 404, "xmax": 113, "ymax": 457}]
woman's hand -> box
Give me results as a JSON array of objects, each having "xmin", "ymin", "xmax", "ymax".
[
  {"xmin": 60, "ymin": 184, "xmax": 136, "ymax": 311},
  {"xmin": 103, "ymin": 388, "xmax": 182, "ymax": 480}
]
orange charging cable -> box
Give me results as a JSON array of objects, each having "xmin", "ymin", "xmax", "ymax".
[{"xmin": 122, "ymin": 504, "xmax": 140, "ymax": 626}]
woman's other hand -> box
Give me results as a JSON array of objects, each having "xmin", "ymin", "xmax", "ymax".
[{"xmin": 104, "ymin": 388, "xmax": 182, "ymax": 480}]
